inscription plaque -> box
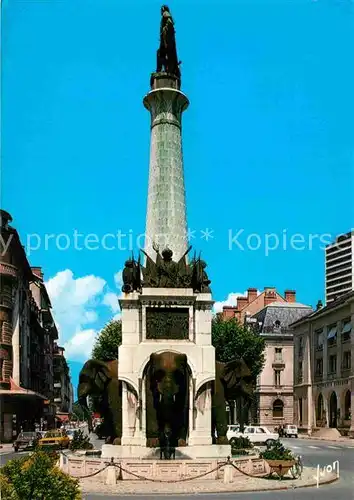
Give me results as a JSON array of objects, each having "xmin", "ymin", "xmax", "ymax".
[{"xmin": 146, "ymin": 308, "xmax": 189, "ymax": 339}]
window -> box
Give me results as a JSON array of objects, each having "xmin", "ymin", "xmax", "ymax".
[
  {"xmin": 275, "ymin": 348, "xmax": 282, "ymax": 362},
  {"xmin": 315, "ymin": 358, "xmax": 323, "ymax": 376},
  {"xmin": 342, "ymin": 351, "xmax": 351, "ymax": 370},
  {"xmin": 327, "ymin": 324, "xmax": 337, "ymax": 346},
  {"xmin": 315, "ymin": 330, "xmax": 323, "ymax": 350},
  {"xmin": 299, "ymin": 337, "xmax": 304, "ymax": 355},
  {"xmin": 329, "ymin": 355, "xmax": 337, "ymax": 374},
  {"xmin": 256, "ymin": 427, "xmax": 265, "ymax": 433},
  {"xmin": 298, "ymin": 361, "xmax": 303, "ymax": 382},
  {"xmin": 273, "ymin": 399, "xmax": 284, "ymax": 418},
  {"xmin": 274, "ymin": 370, "xmax": 281, "ymax": 387},
  {"xmin": 341, "ymin": 319, "xmax": 351, "ymax": 342}
]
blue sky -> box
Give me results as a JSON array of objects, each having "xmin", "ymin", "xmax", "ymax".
[{"xmin": 2, "ymin": 0, "xmax": 353, "ymax": 397}]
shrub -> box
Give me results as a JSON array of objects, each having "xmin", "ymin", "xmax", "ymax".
[
  {"xmin": 260, "ymin": 440, "xmax": 294, "ymax": 461},
  {"xmin": 70, "ymin": 429, "xmax": 93, "ymax": 451},
  {"xmin": 230, "ymin": 436, "xmax": 253, "ymax": 449},
  {"xmin": 0, "ymin": 450, "xmax": 81, "ymax": 499}
]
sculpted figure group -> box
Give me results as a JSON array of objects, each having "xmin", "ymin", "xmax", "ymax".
[
  {"xmin": 122, "ymin": 243, "xmax": 211, "ymax": 293},
  {"xmin": 78, "ymin": 353, "xmax": 254, "ymax": 453}
]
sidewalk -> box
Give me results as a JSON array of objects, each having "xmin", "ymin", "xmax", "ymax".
[
  {"xmin": 79, "ymin": 466, "xmax": 338, "ymax": 495},
  {"xmin": 0, "ymin": 444, "xmax": 14, "ymax": 452}
]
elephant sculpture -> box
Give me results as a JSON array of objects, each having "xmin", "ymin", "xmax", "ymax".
[
  {"xmin": 77, "ymin": 353, "xmax": 253, "ymax": 452},
  {"xmin": 212, "ymin": 358, "xmax": 254, "ymax": 444},
  {"xmin": 77, "ymin": 359, "xmax": 122, "ymax": 444},
  {"xmin": 147, "ymin": 352, "xmax": 189, "ymax": 458}
]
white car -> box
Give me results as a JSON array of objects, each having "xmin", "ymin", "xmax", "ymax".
[
  {"xmin": 226, "ymin": 425, "xmax": 240, "ymax": 441},
  {"xmin": 283, "ymin": 424, "xmax": 298, "ymax": 438},
  {"xmin": 231, "ymin": 425, "xmax": 279, "ymax": 445}
]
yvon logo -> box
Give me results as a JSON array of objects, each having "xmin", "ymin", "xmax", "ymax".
[{"xmin": 316, "ymin": 460, "xmax": 339, "ymax": 488}]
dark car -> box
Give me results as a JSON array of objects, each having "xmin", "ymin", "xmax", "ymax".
[{"xmin": 13, "ymin": 431, "xmax": 41, "ymax": 452}]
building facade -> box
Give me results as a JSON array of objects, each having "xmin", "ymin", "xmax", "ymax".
[
  {"xmin": 252, "ymin": 301, "xmax": 313, "ymax": 429},
  {"xmin": 292, "ymin": 291, "xmax": 354, "ymax": 436},
  {"xmin": 325, "ymin": 231, "xmax": 353, "ymax": 304},
  {"xmin": 222, "ymin": 287, "xmax": 297, "ymax": 324},
  {"xmin": 53, "ymin": 345, "xmax": 73, "ymax": 425},
  {"xmin": 0, "ymin": 210, "xmax": 65, "ymax": 440}
]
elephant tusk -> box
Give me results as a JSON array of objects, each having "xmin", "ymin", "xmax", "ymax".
[
  {"xmin": 159, "ymin": 394, "xmax": 162, "ymax": 402},
  {"xmin": 173, "ymin": 395, "xmax": 176, "ymax": 402}
]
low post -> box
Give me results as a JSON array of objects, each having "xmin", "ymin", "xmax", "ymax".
[
  {"xmin": 106, "ymin": 457, "xmax": 117, "ymax": 486},
  {"xmin": 223, "ymin": 456, "xmax": 233, "ymax": 484}
]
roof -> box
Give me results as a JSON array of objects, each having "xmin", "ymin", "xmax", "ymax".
[
  {"xmin": 253, "ymin": 302, "xmax": 313, "ymax": 331},
  {"xmin": 290, "ymin": 290, "xmax": 354, "ymax": 328}
]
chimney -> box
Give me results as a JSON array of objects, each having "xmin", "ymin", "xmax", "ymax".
[
  {"xmin": 31, "ymin": 267, "xmax": 43, "ymax": 280},
  {"xmin": 247, "ymin": 288, "xmax": 258, "ymax": 303},
  {"xmin": 284, "ymin": 290, "xmax": 296, "ymax": 303},
  {"xmin": 222, "ymin": 307, "xmax": 236, "ymax": 319},
  {"xmin": 316, "ymin": 300, "xmax": 323, "ymax": 310},
  {"xmin": 264, "ymin": 287, "xmax": 277, "ymax": 306},
  {"xmin": 236, "ymin": 296, "xmax": 249, "ymax": 311}
]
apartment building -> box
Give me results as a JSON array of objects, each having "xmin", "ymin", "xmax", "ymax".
[
  {"xmin": 53, "ymin": 345, "xmax": 73, "ymax": 426},
  {"xmin": 325, "ymin": 231, "xmax": 353, "ymax": 304},
  {"xmin": 222, "ymin": 287, "xmax": 297, "ymax": 323},
  {"xmin": 0, "ymin": 210, "xmax": 61, "ymax": 440},
  {"xmin": 252, "ymin": 301, "xmax": 313, "ymax": 429},
  {"xmin": 292, "ymin": 291, "xmax": 354, "ymax": 436}
]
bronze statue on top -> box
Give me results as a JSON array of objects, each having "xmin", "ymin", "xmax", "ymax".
[
  {"xmin": 121, "ymin": 244, "xmax": 212, "ymax": 292},
  {"xmin": 141, "ymin": 242, "xmax": 192, "ymax": 288},
  {"xmin": 122, "ymin": 253, "xmax": 142, "ymax": 293},
  {"xmin": 156, "ymin": 5, "xmax": 181, "ymax": 79}
]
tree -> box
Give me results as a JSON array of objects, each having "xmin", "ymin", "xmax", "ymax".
[
  {"xmin": 71, "ymin": 401, "xmax": 90, "ymax": 422},
  {"xmin": 0, "ymin": 451, "xmax": 81, "ymax": 499},
  {"xmin": 212, "ymin": 316, "xmax": 266, "ymax": 430},
  {"xmin": 212, "ymin": 316, "xmax": 265, "ymax": 380},
  {"xmin": 92, "ymin": 319, "xmax": 122, "ymax": 361}
]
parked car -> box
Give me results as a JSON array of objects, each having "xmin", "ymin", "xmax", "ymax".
[
  {"xmin": 38, "ymin": 430, "xmax": 70, "ymax": 449},
  {"xmin": 13, "ymin": 432, "xmax": 41, "ymax": 452},
  {"xmin": 230, "ymin": 426, "xmax": 279, "ymax": 446},
  {"xmin": 283, "ymin": 424, "xmax": 298, "ymax": 438},
  {"xmin": 226, "ymin": 425, "xmax": 240, "ymax": 441}
]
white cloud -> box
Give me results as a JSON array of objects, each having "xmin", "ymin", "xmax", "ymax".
[
  {"xmin": 112, "ymin": 312, "xmax": 122, "ymax": 321},
  {"xmin": 114, "ymin": 271, "xmax": 123, "ymax": 289},
  {"xmin": 63, "ymin": 329, "xmax": 97, "ymax": 360},
  {"xmin": 45, "ymin": 269, "xmax": 106, "ymax": 359},
  {"xmin": 102, "ymin": 292, "xmax": 119, "ymax": 313},
  {"xmin": 213, "ymin": 291, "xmax": 260, "ymax": 314}
]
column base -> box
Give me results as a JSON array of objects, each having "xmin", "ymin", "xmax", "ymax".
[{"xmin": 121, "ymin": 436, "xmax": 145, "ymax": 446}]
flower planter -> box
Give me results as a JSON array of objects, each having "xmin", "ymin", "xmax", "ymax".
[{"xmin": 266, "ymin": 459, "xmax": 295, "ymax": 478}]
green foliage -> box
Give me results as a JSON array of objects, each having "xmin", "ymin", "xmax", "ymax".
[
  {"xmin": 0, "ymin": 450, "xmax": 81, "ymax": 499},
  {"xmin": 92, "ymin": 320, "xmax": 122, "ymax": 361},
  {"xmin": 211, "ymin": 316, "xmax": 266, "ymax": 379},
  {"xmin": 230, "ymin": 436, "xmax": 253, "ymax": 449},
  {"xmin": 260, "ymin": 440, "xmax": 294, "ymax": 461},
  {"xmin": 70, "ymin": 430, "xmax": 93, "ymax": 451},
  {"xmin": 72, "ymin": 401, "xmax": 91, "ymax": 421}
]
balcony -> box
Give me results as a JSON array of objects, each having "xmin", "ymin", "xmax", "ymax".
[
  {"xmin": 54, "ymin": 382, "xmax": 61, "ymax": 389},
  {"xmin": 0, "ymin": 262, "xmax": 17, "ymax": 279},
  {"xmin": 272, "ymin": 357, "xmax": 285, "ymax": 368},
  {"xmin": 54, "ymin": 397, "xmax": 62, "ymax": 403},
  {"xmin": 341, "ymin": 368, "xmax": 351, "ymax": 379}
]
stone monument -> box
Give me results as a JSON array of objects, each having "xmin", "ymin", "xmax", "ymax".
[{"xmin": 101, "ymin": 5, "xmax": 231, "ymax": 460}]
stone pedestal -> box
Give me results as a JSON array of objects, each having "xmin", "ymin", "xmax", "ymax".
[
  {"xmin": 101, "ymin": 444, "xmax": 231, "ymax": 460},
  {"xmin": 117, "ymin": 287, "xmax": 226, "ymax": 456}
]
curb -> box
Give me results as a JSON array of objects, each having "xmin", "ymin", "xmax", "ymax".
[{"xmin": 80, "ymin": 473, "xmax": 339, "ymax": 496}]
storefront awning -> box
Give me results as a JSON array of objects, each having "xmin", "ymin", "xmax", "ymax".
[{"xmin": 55, "ymin": 414, "xmax": 70, "ymax": 423}]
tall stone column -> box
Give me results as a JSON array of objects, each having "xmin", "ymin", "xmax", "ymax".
[{"xmin": 143, "ymin": 74, "xmax": 189, "ymax": 261}]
